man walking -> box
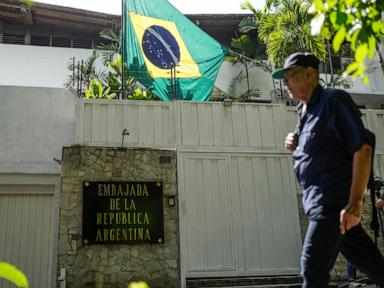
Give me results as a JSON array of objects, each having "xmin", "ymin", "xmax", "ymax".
[{"xmin": 273, "ymin": 52, "xmax": 384, "ymax": 287}]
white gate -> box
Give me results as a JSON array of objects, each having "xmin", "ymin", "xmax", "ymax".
[
  {"xmin": 178, "ymin": 151, "xmax": 302, "ymax": 283},
  {"xmin": 75, "ymin": 100, "xmax": 384, "ymax": 286},
  {"xmin": 0, "ymin": 176, "xmax": 58, "ymax": 288}
]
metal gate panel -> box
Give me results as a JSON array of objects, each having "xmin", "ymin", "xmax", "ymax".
[
  {"xmin": 77, "ymin": 100, "xmax": 174, "ymax": 147},
  {"xmin": 230, "ymin": 155, "xmax": 301, "ymax": 273},
  {"xmin": 179, "ymin": 152, "xmax": 302, "ymax": 281},
  {"xmin": 369, "ymin": 111, "xmax": 384, "ymax": 153},
  {"xmin": 367, "ymin": 110, "xmax": 384, "ymax": 178},
  {"xmin": 178, "ymin": 102, "xmax": 287, "ymax": 149},
  {"xmin": 181, "ymin": 155, "xmax": 235, "ymax": 274},
  {"xmin": 374, "ymin": 154, "xmax": 384, "ymax": 178},
  {"xmin": 0, "ymin": 185, "xmax": 54, "ymax": 288}
]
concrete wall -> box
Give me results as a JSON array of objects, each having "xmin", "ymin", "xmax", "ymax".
[{"xmin": 0, "ymin": 86, "xmax": 77, "ymax": 174}]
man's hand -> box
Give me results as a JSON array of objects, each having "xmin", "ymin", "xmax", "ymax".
[
  {"xmin": 339, "ymin": 201, "xmax": 363, "ymax": 234},
  {"xmin": 375, "ymin": 197, "xmax": 384, "ymax": 209},
  {"xmin": 285, "ymin": 132, "xmax": 298, "ymax": 151},
  {"xmin": 340, "ymin": 144, "xmax": 371, "ymax": 234}
]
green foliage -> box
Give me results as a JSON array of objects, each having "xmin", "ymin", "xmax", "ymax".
[
  {"xmin": 105, "ymin": 54, "xmax": 136, "ymax": 94},
  {"xmin": 230, "ymin": 34, "xmax": 268, "ymax": 63},
  {"xmin": 127, "ymin": 88, "xmax": 157, "ymax": 100},
  {"xmin": 238, "ymin": 88, "xmax": 262, "ymax": 101},
  {"xmin": 85, "ymin": 79, "xmax": 117, "ymax": 99},
  {"xmin": 65, "ymin": 27, "xmax": 155, "ymax": 100},
  {"xmin": 128, "ymin": 281, "xmax": 149, "ymax": 288},
  {"xmin": 64, "ymin": 50, "xmax": 105, "ymax": 88},
  {"xmin": 240, "ymin": 0, "xmax": 328, "ymax": 67},
  {"xmin": 22, "ymin": 0, "xmax": 34, "ymax": 7},
  {"xmin": 238, "ymin": 17, "xmax": 259, "ymax": 34},
  {"xmin": 97, "ymin": 28, "xmax": 121, "ymax": 62},
  {"xmin": 228, "ymin": 34, "xmax": 269, "ymax": 99},
  {"xmin": 309, "ymin": 0, "xmax": 384, "ymax": 83},
  {"xmin": 228, "ymin": 32, "xmax": 270, "ymax": 72},
  {"xmin": 240, "ymin": 1, "xmax": 260, "ymax": 16},
  {"xmin": 211, "ymin": 86, "xmax": 262, "ymax": 102},
  {"xmin": 320, "ymin": 70, "xmax": 353, "ymax": 88},
  {"xmin": 0, "ymin": 262, "xmax": 29, "ymax": 288},
  {"xmin": 211, "ymin": 69, "xmax": 262, "ymax": 103}
]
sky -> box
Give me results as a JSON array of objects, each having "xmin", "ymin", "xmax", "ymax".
[{"xmin": 33, "ymin": 0, "xmax": 265, "ymax": 15}]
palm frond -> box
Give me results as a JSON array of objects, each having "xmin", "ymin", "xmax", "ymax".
[
  {"xmin": 256, "ymin": 0, "xmax": 327, "ymax": 67},
  {"xmin": 240, "ymin": 0, "xmax": 258, "ymax": 15},
  {"xmin": 96, "ymin": 28, "xmax": 120, "ymax": 62},
  {"xmin": 257, "ymin": 14, "xmax": 278, "ymax": 42},
  {"xmin": 226, "ymin": 77, "xmax": 237, "ymax": 97},
  {"xmin": 99, "ymin": 28, "xmax": 119, "ymax": 43},
  {"xmin": 239, "ymin": 16, "xmax": 258, "ymax": 33}
]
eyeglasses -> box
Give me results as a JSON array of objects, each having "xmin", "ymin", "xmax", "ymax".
[{"xmin": 283, "ymin": 67, "xmax": 305, "ymax": 82}]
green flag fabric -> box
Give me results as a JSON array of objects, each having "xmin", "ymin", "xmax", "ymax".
[{"xmin": 124, "ymin": 0, "xmax": 227, "ymax": 101}]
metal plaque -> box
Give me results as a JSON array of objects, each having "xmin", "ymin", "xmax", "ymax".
[{"xmin": 83, "ymin": 181, "xmax": 164, "ymax": 245}]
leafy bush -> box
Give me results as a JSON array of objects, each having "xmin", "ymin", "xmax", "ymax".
[
  {"xmin": 128, "ymin": 88, "xmax": 156, "ymax": 100},
  {"xmin": 85, "ymin": 80, "xmax": 117, "ymax": 99}
]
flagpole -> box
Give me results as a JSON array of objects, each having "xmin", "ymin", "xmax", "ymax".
[{"xmin": 121, "ymin": 0, "xmax": 125, "ymax": 100}]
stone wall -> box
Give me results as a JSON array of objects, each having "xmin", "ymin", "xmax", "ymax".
[
  {"xmin": 59, "ymin": 146, "xmax": 178, "ymax": 288},
  {"xmin": 297, "ymin": 193, "xmax": 384, "ymax": 284}
]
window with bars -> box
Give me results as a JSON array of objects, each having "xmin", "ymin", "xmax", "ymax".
[
  {"xmin": 31, "ymin": 34, "xmax": 51, "ymax": 46},
  {"xmin": 1, "ymin": 21, "xmax": 100, "ymax": 49},
  {"xmin": 72, "ymin": 38, "xmax": 93, "ymax": 49},
  {"xmin": 1, "ymin": 22, "xmax": 25, "ymax": 45},
  {"xmin": 319, "ymin": 57, "xmax": 342, "ymax": 74},
  {"xmin": 51, "ymin": 36, "xmax": 71, "ymax": 48},
  {"xmin": 2, "ymin": 33, "xmax": 25, "ymax": 45}
]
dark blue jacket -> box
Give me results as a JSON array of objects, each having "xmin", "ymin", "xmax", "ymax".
[{"xmin": 292, "ymin": 85, "xmax": 368, "ymax": 213}]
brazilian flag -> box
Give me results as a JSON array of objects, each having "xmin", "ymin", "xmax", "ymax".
[{"xmin": 124, "ymin": 0, "xmax": 227, "ymax": 101}]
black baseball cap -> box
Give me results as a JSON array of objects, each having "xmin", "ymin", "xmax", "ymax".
[{"xmin": 272, "ymin": 52, "xmax": 320, "ymax": 79}]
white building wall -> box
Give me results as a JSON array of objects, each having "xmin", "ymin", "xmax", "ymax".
[
  {"xmin": 368, "ymin": 54, "xmax": 384, "ymax": 92},
  {"xmin": 344, "ymin": 54, "xmax": 384, "ymax": 93},
  {"xmin": 0, "ymin": 86, "xmax": 77, "ymax": 174},
  {"xmin": 0, "ymin": 44, "xmax": 94, "ymax": 88},
  {"xmin": 247, "ymin": 63, "xmax": 276, "ymax": 100},
  {"xmin": 379, "ymin": 38, "xmax": 384, "ymax": 66},
  {"xmin": 0, "ymin": 44, "xmax": 276, "ymax": 99},
  {"xmin": 0, "ymin": 43, "xmax": 383, "ymax": 103},
  {"xmin": 215, "ymin": 61, "xmax": 274, "ymax": 101}
]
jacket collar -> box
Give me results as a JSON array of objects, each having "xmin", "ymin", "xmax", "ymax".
[{"xmin": 296, "ymin": 84, "xmax": 323, "ymax": 114}]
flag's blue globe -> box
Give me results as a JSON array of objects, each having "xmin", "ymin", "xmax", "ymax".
[{"xmin": 142, "ymin": 25, "xmax": 180, "ymax": 69}]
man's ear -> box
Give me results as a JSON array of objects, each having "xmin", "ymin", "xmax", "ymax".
[{"xmin": 305, "ymin": 67, "xmax": 316, "ymax": 79}]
